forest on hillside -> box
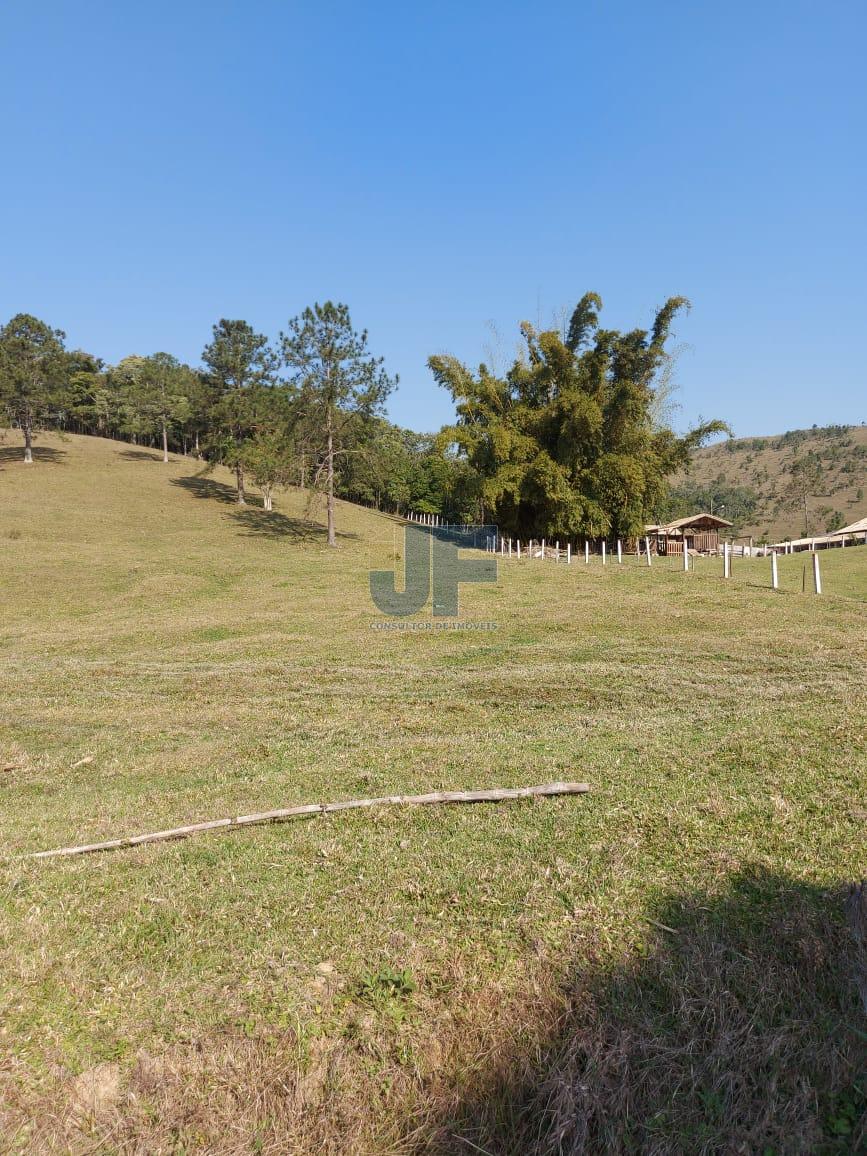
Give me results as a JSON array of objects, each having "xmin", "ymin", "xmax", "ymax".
[
  {"xmin": 663, "ymin": 424, "xmax": 867, "ymax": 541},
  {"xmin": 0, "ymin": 295, "xmax": 738, "ymax": 544}
]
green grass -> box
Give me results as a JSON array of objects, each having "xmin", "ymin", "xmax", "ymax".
[{"xmin": 1, "ymin": 433, "xmax": 865, "ymax": 1153}]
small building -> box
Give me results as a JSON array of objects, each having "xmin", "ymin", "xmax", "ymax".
[
  {"xmin": 645, "ymin": 513, "xmax": 733, "ymax": 556},
  {"xmin": 835, "ymin": 515, "xmax": 867, "ymax": 539},
  {"xmin": 768, "ymin": 514, "xmax": 867, "ymax": 553}
]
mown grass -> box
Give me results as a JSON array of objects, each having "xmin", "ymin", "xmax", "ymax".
[{"xmin": 1, "ymin": 432, "xmax": 865, "ymax": 1154}]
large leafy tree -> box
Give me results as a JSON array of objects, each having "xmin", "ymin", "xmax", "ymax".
[
  {"xmin": 178, "ymin": 371, "xmax": 216, "ymax": 458},
  {"xmin": 202, "ymin": 320, "xmax": 278, "ymax": 503},
  {"xmin": 0, "ymin": 313, "xmax": 67, "ymax": 462},
  {"xmin": 429, "ymin": 294, "xmax": 728, "ymax": 539},
  {"xmin": 111, "ymin": 353, "xmax": 196, "ymax": 461},
  {"xmin": 280, "ymin": 302, "xmax": 396, "ymax": 546},
  {"xmin": 62, "ymin": 351, "xmax": 109, "ymax": 435},
  {"xmin": 335, "ymin": 416, "xmax": 411, "ymax": 511},
  {"xmin": 243, "ymin": 428, "xmax": 296, "ymax": 511}
]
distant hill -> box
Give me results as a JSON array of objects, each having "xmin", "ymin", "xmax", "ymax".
[{"xmin": 666, "ymin": 424, "xmax": 867, "ymax": 542}]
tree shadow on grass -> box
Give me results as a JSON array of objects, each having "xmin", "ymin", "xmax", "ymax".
[
  {"xmin": 170, "ymin": 474, "xmax": 358, "ymax": 542},
  {"xmin": 118, "ymin": 449, "xmax": 169, "ymax": 462},
  {"xmin": 421, "ymin": 870, "xmax": 867, "ymax": 1155},
  {"xmin": 231, "ymin": 506, "xmax": 328, "ymax": 542},
  {"xmin": 171, "ymin": 474, "xmax": 238, "ymax": 506},
  {"xmin": 0, "ymin": 445, "xmax": 66, "ymax": 465}
]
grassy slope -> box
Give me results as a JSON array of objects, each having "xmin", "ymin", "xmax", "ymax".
[
  {"xmin": 0, "ymin": 433, "xmax": 865, "ymax": 1153},
  {"xmin": 675, "ymin": 423, "xmax": 867, "ymax": 541}
]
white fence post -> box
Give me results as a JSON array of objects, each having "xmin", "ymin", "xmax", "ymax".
[
  {"xmin": 617, "ymin": 539, "xmax": 622, "ymax": 565},
  {"xmin": 723, "ymin": 542, "xmax": 731, "ymax": 578},
  {"xmin": 812, "ymin": 551, "xmax": 822, "ymax": 594},
  {"xmin": 771, "ymin": 552, "xmax": 778, "ymax": 590},
  {"xmin": 683, "ymin": 542, "xmax": 689, "ymax": 572},
  {"xmin": 567, "ymin": 542, "xmax": 571, "ymax": 564},
  {"xmin": 645, "ymin": 536, "xmax": 652, "ymax": 567},
  {"xmin": 585, "ymin": 541, "xmax": 590, "ymax": 564},
  {"xmin": 602, "ymin": 541, "xmax": 606, "ymax": 566}
]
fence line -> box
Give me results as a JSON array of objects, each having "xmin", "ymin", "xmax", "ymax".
[{"xmin": 400, "ymin": 512, "xmax": 862, "ymax": 596}]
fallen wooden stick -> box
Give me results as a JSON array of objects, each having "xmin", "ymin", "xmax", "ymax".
[{"xmin": 23, "ymin": 781, "xmax": 589, "ymax": 860}]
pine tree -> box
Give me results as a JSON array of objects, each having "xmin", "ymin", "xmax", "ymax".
[
  {"xmin": 202, "ymin": 320, "xmax": 278, "ymax": 504},
  {"xmin": 280, "ymin": 303, "xmax": 395, "ymax": 546}
]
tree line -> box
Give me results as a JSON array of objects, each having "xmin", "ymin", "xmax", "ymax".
[{"xmin": 0, "ymin": 295, "xmax": 727, "ymax": 545}]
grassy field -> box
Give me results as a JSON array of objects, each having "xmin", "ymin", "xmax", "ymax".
[{"xmin": 1, "ymin": 433, "xmax": 866, "ymax": 1154}]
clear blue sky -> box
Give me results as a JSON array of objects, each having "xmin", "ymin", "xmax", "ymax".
[{"xmin": 2, "ymin": 0, "xmax": 865, "ymax": 436}]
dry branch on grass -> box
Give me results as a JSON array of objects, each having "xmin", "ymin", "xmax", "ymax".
[{"xmin": 24, "ymin": 781, "xmax": 590, "ymax": 860}]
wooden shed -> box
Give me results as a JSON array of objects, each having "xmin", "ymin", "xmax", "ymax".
[{"xmin": 646, "ymin": 513, "xmax": 733, "ymax": 555}]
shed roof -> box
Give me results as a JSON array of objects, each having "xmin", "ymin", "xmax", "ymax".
[
  {"xmin": 647, "ymin": 512, "xmax": 733, "ymax": 534},
  {"xmin": 768, "ymin": 534, "xmax": 837, "ymax": 548},
  {"xmin": 835, "ymin": 515, "xmax": 867, "ymax": 536}
]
